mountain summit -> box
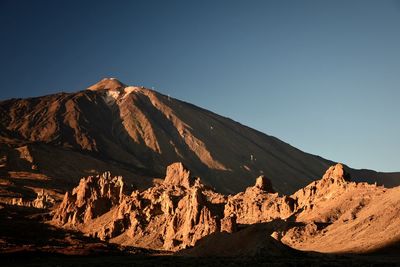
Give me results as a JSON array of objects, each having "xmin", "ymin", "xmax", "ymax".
[{"xmin": 87, "ymin": 78, "xmax": 126, "ymax": 91}]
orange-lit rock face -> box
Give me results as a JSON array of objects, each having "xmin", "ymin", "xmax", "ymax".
[
  {"xmin": 255, "ymin": 175, "xmax": 275, "ymax": 192},
  {"xmin": 224, "ymin": 176, "xmax": 295, "ymax": 225},
  {"xmin": 53, "ymin": 162, "xmax": 226, "ymax": 251},
  {"xmin": 292, "ymin": 163, "xmax": 351, "ymax": 210},
  {"xmin": 53, "ymin": 172, "xmax": 124, "ymax": 225},
  {"xmin": 163, "ymin": 162, "xmax": 192, "ymax": 188},
  {"xmin": 52, "ymin": 162, "xmax": 400, "ymax": 255}
]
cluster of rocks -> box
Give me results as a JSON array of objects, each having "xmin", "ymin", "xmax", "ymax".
[
  {"xmin": 53, "ymin": 163, "xmax": 229, "ymax": 251},
  {"xmin": 53, "ymin": 172, "xmax": 124, "ymax": 225},
  {"xmin": 292, "ymin": 163, "xmax": 352, "ymax": 210},
  {"xmin": 32, "ymin": 189, "xmax": 55, "ymax": 209},
  {"xmin": 8, "ymin": 189, "xmax": 55, "ymax": 209},
  {"xmin": 52, "ymin": 162, "xmax": 354, "ymax": 251},
  {"xmin": 225, "ymin": 175, "xmax": 296, "ymax": 225}
]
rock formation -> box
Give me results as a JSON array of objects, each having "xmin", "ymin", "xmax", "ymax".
[
  {"xmin": 292, "ymin": 163, "xmax": 351, "ymax": 211},
  {"xmin": 224, "ymin": 176, "xmax": 295, "ymax": 225},
  {"xmin": 52, "ymin": 162, "xmax": 400, "ymax": 255},
  {"xmin": 6, "ymin": 189, "xmax": 55, "ymax": 209},
  {"xmin": 276, "ymin": 163, "xmax": 400, "ymax": 254},
  {"xmin": 31, "ymin": 189, "xmax": 55, "ymax": 209},
  {"xmin": 163, "ymin": 162, "xmax": 193, "ymax": 188},
  {"xmin": 53, "ymin": 162, "xmax": 228, "ymax": 251},
  {"xmin": 254, "ymin": 175, "xmax": 275, "ymax": 192},
  {"xmin": 53, "ymin": 172, "xmax": 124, "ymax": 225},
  {"xmin": 220, "ymin": 214, "xmax": 237, "ymax": 233}
]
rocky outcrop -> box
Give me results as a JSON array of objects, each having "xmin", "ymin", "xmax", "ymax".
[
  {"xmin": 255, "ymin": 175, "xmax": 275, "ymax": 192},
  {"xmin": 52, "ymin": 162, "xmax": 399, "ymax": 255},
  {"xmin": 6, "ymin": 190, "xmax": 55, "ymax": 209},
  {"xmin": 292, "ymin": 163, "xmax": 351, "ymax": 210},
  {"xmin": 221, "ymin": 214, "xmax": 237, "ymax": 233},
  {"xmin": 32, "ymin": 189, "xmax": 55, "ymax": 209},
  {"xmin": 280, "ymin": 164, "xmax": 400, "ymax": 254},
  {"xmin": 163, "ymin": 162, "xmax": 193, "ymax": 188},
  {"xmin": 53, "ymin": 172, "xmax": 124, "ymax": 225},
  {"xmin": 224, "ymin": 176, "xmax": 295, "ymax": 225},
  {"xmin": 161, "ymin": 186, "xmax": 221, "ymax": 250},
  {"xmin": 52, "ymin": 163, "xmax": 295, "ymax": 250},
  {"xmin": 53, "ymin": 163, "xmax": 225, "ymax": 251}
]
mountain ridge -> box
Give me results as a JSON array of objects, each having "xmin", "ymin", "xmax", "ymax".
[{"xmin": 0, "ymin": 78, "xmax": 398, "ymax": 196}]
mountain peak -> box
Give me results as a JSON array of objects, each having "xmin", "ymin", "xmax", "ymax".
[{"xmin": 87, "ymin": 78, "xmax": 126, "ymax": 91}]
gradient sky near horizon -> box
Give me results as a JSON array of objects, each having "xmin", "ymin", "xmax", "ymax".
[{"xmin": 1, "ymin": 0, "xmax": 399, "ymax": 172}]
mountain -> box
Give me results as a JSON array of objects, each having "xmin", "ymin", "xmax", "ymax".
[
  {"xmin": 0, "ymin": 78, "xmax": 398, "ymax": 199},
  {"xmin": 1, "ymin": 79, "xmax": 399, "ymax": 266}
]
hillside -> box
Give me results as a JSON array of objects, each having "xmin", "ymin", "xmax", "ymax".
[{"xmin": 0, "ymin": 78, "xmax": 398, "ymax": 199}]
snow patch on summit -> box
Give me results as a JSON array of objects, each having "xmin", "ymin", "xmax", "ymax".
[
  {"xmin": 102, "ymin": 86, "xmax": 142, "ymax": 105},
  {"xmin": 123, "ymin": 86, "xmax": 140, "ymax": 98}
]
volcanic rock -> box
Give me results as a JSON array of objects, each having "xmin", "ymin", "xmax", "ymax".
[
  {"xmin": 6, "ymin": 190, "xmax": 55, "ymax": 209},
  {"xmin": 320, "ymin": 163, "xmax": 351, "ymax": 185},
  {"xmin": 163, "ymin": 162, "xmax": 193, "ymax": 188},
  {"xmin": 255, "ymin": 175, "xmax": 274, "ymax": 192},
  {"xmin": 32, "ymin": 189, "xmax": 55, "ymax": 209},
  {"xmin": 221, "ymin": 214, "xmax": 237, "ymax": 233},
  {"xmin": 52, "ymin": 162, "xmax": 225, "ymax": 251},
  {"xmin": 224, "ymin": 177, "xmax": 295, "ymax": 225},
  {"xmin": 51, "ymin": 163, "xmax": 400, "ymax": 255},
  {"xmin": 282, "ymin": 170, "xmax": 400, "ymax": 254},
  {"xmin": 53, "ymin": 172, "xmax": 124, "ymax": 225},
  {"xmin": 292, "ymin": 163, "xmax": 351, "ymax": 210}
]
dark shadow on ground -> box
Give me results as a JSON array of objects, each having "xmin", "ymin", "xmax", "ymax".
[{"xmin": 0, "ymin": 206, "xmax": 399, "ymax": 267}]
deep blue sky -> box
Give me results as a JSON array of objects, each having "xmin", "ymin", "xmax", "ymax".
[{"xmin": 1, "ymin": 0, "xmax": 399, "ymax": 172}]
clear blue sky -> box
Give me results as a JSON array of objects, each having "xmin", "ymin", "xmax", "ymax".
[{"xmin": 1, "ymin": 0, "xmax": 399, "ymax": 172}]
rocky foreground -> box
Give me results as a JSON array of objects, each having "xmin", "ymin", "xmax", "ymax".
[{"xmin": 50, "ymin": 162, "xmax": 400, "ymax": 257}]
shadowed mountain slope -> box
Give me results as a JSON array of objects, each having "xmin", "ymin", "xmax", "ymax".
[{"xmin": 0, "ymin": 78, "xmax": 398, "ymax": 194}]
